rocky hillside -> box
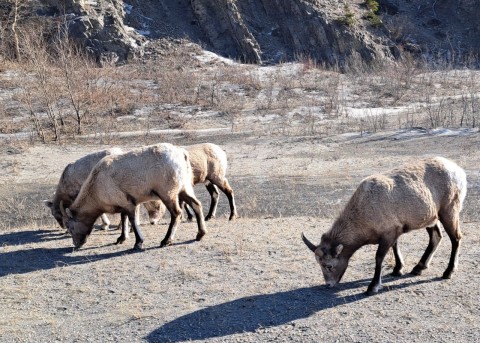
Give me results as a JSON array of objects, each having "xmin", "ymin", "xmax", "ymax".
[{"xmin": 3, "ymin": 0, "xmax": 480, "ymax": 66}]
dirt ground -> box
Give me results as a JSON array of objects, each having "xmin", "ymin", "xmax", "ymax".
[{"xmin": 0, "ymin": 128, "xmax": 479, "ymax": 342}]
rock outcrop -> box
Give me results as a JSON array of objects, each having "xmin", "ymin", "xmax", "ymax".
[
  {"xmin": 38, "ymin": 0, "xmax": 480, "ymax": 66},
  {"xmin": 44, "ymin": 0, "xmax": 145, "ymax": 64}
]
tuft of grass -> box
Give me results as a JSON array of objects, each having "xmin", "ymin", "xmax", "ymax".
[
  {"xmin": 364, "ymin": 0, "xmax": 382, "ymax": 27},
  {"xmin": 337, "ymin": 5, "xmax": 356, "ymax": 27},
  {"xmin": 365, "ymin": 11, "xmax": 382, "ymax": 27},
  {"xmin": 365, "ymin": 0, "xmax": 379, "ymax": 13}
]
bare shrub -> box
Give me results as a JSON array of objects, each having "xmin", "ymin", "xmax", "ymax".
[
  {"xmin": 9, "ymin": 23, "xmax": 138, "ymax": 142},
  {"xmin": 361, "ymin": 112, "xmax": 388, "ymax": 133},
  {"xmin": 162, "ymin": 68, "xmax": 201, "ymax": 106},
  {"xmin": 17, "ymin": 27, "xmax": 63, "ymax": 142},
  {"xmin": 459, "ymin": 72, "xmax": 480, "ymax": 128},
  {"xmin": 0, "ymin": 0, "xmax": 31, "ymax": 62},
  {"xmin": 53, "ymin": 27, "xmax": 98, "ymax": 135}
]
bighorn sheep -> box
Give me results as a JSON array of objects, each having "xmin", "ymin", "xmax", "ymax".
[
  {"xmin": 302, "ymin": 157, "xmax": 467, "ymax": 296},
  {"xmin": 45, "ymin": 148, "xmax": 165, "ymax": 231},
  {"xmin": 63, "ymin": 143, "xmax": 206, "ymax": 250},
  {"xmin": 183, "ymin": 143, "xmax": 238, "ymax": 221}
]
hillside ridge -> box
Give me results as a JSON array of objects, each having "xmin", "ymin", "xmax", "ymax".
[{"xmin": 2, "ymin": 0, "xmax": 479, "ymax": 66}]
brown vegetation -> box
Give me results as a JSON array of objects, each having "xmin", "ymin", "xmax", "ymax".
[
  {"xmin": 1, "ymin": 27, "xmax": 479, "ymax": 145},
  {"xmin": 0, "ymin": 12, "xmax": 479, "ymax": 342}
]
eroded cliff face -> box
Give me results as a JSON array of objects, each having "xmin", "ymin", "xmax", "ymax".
[
  {"xmin": 190, "ymin": 0, "xmax": 261, "ymax": 63},
  {"xmin": 42, "ymin": 0, "xmax": 479, "ymax": 66},
  {"xmin": 44, "ymin": 0, "xmax": 146, "ymax": 64},
  {"xmin": 231, "ymin": 0, "xmax": 393, "ymax": 65},
  {"xmin": 120, "ymin": 0, "xmax": 395, "ymax": 66}
]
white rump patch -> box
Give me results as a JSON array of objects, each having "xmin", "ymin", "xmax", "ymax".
[
  {"xmin": 210, "ymin": 144, "xmax": 228, "ymax": 171},
  {"xmin": 434, "ymin": 157, "xmax": 467, "ymax": 208},
  {"xmin": 165, "ymin": 145, "xmax": 194, "ymax": 194}
]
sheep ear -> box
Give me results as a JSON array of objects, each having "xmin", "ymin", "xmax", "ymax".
[
  {"xmin": 59, "ymin": 201, "xmax": 72, "ymax": 218},
  {"xmin": 335, "ymin": 244, "xmax": 344, "ymax": 256},
  {"xmin": 44, "ymin": 200, "xmax": 53, "ymax": 208},
  {"xmin": 60, "ymin": 200, "xmax": 66, "ymax": 217},
  {"xmin": 301, "ymin": 233, "xmax": 317, "ymax": 253}
]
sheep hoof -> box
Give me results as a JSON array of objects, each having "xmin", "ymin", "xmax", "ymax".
[
  {"xmin": 390, "ymin": 269, "xmax": 404, "ymax": 277},
  {"xmin": 115, "ymin": 236, "xmax": 126, "ymax": 245},
  {"xmin": 442, "ymin": 270, "xmax": 453, "ymax": 279},
  {"xmin": 229, "ymin": 214, "xmax": 238, "ymax": 221},
  {"xmin": 195, "ymin": 232, "xmax": 206, "ymax": 241},
  {"xmin": 160, "ymin": 239, "xmax": 172, "ymax": 248},
  {"xmin": 132, "ymin": 243, "xmax": 144, "ymax": 251},
  {"xmin": 205, "ymin": 215, "xmax": 213, "ymax": 221},
  {"xmin": 410, "ymin": 265, "xmax": 426, "ymax": 276},
  {"xmin": 366, "ymin": 284, "xmax": 382, "ymax": 296}
]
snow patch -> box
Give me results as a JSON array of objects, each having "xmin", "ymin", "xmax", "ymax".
[
  {"xmin": 79, "ymin": 127, "xmax": 232, "ymax": 139},
  {"xmin": 195, "ymin": 50, "xmax": 238, "ymax": 65},
  {"xmin": 123, "ymin": 3, "xmax": 133, "ymax": 14}
]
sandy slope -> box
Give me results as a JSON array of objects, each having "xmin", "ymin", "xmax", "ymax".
[{"xmin": 0, "ymin": 130, "xmax": 479, "ymax": 342}]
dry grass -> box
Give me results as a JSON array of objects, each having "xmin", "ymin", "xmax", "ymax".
[
  {"xmin": 1, "ymin": 125, "xmax": 480, "ymax": 342},
  {"xmin": 1, "ymin": 30, "xmax": 480, "ymax": 342},
  {"xmin": 1, "ymin": 33, "xmax": 479, "ymax": 144}
]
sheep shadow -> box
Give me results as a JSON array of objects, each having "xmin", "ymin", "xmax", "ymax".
[
  {"xmin": 0, "ymin": 228, "xmax": 66, "ymax": 246},
  {"xmin": 0, "ymin": 228, "xmax": 134, "ymax": 277},
  {"xmin": 0, "ymin": 227, "xmax": 203, "ymax": 277},
  {"xmin": 146, "ymin": 276, "xmax": 441, "ymax": 342},
  {"xmin": 0, "ymin": 245, "xmax": 135, "ymax": 277},
  {"xmin": 0, "ymin": 224, "xmax": 115, "ymax": 247}
]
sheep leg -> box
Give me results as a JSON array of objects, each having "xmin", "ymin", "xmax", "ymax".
[
  {"xmin": 367, "ymin": 238, "xmax": 392, "ymax": 296},
  {"xmin": 183, "ymin": 203, "xmax": 194, "ymax": 221},
  {"xmin": 214, "ymin": 178, "xmax": 238, "ymax": 220},
  {"xmin": 135, "ymin": 205, "xmax": 141, "ymax": 226},
  {"xmin": 390, "ymin": 240, "xmax": 405, "ymax": 276},
  {"xmin": 204, "ymin": 182, "xmax": 219, "ymax": 221},
  {"xmin": 127, "ymin": 211, "xmax": 144, "ymax": 251},
  {"xmin": 439, "ymin": 212, "xmax": 462, "ymax": 279},
  {"xmin": 99, "ymin": 213, "xmax": 110, "ymax": 230},
  {"xmin": 115, "ymin": 213, "xmax": 129, "ymax": 245},
  {"xmin": 160, "ymin": 203, "xmax": 182, "ymax": 247},
  {"xmin": 179, "ymin": 191, "xmax": 207, "ymax": 241},
  {"xmin": 411, "ymin": 225, "xmax": 443, "ymax": 275}
]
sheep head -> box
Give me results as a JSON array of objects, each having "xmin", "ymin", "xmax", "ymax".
[
  {"xmin": 302, "ymin": 233, "xmax": 348, "ymax": 287},
  {"xmin": 62, "ymin": 205, "xmax": 93, "ymax": 250},
  {"xmin": 144, "ymin": 201, "xmax": 166, "ymax": 225},
  {"xmin": 45, "ymin": 200, "xmax": 65, "ymax": 229}
]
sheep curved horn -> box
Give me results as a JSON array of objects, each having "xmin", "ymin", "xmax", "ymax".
[
  {"xmin": 301, "ymin": 233, "xmax": 317, "ymax": 252},
  {"xmin": 59, "ymin": 200, "xmax": 71, "ymax": 218}
]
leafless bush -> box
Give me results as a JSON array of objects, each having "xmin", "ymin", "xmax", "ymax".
[
  {"xmin": 361, "ymin": 112, "xmax": 388, "ymax": 133},
  {"xmin": 459, "ymin": 72, "xmax": 480, "ymax": 128},
  {"xmin": 160, "ymin": 68, "xmax": 201, "ymax": 106},
  {"xmin": 1, "ymin": 15, "xmax": 479, "ymax": 145},
  {"xmin": 0, "ymin": 0, "xmax": 29, "ymax": 62},
  {"xmin": 17, "ymin": 27, "xmax": 63, "ymax": 142},
  {"xmin": 54, "ymin": 28, "xmax": 97, "ymax": 135},
  {"xmin": 8, "ymin": 24, "xmax": 138, "ymax": 142}
]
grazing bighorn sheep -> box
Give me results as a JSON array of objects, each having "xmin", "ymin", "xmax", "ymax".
[
  {"xmin": 45, "ymin": 148, "xmax": 165, "ymax": 231},
  {"xmin": 114, "ymin": 142, "xmax": 237, "ymax": 245},
  {"xmin": 183, "ymin": 143, "xmax": 238, "ymax": 221},
  {"xmin": 63, "ymin": 143, "xmax": 206, "ymax": 250},
  {"xmin": 302, "ymin": 157, "xmax": 467, "ymax": 296}
]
